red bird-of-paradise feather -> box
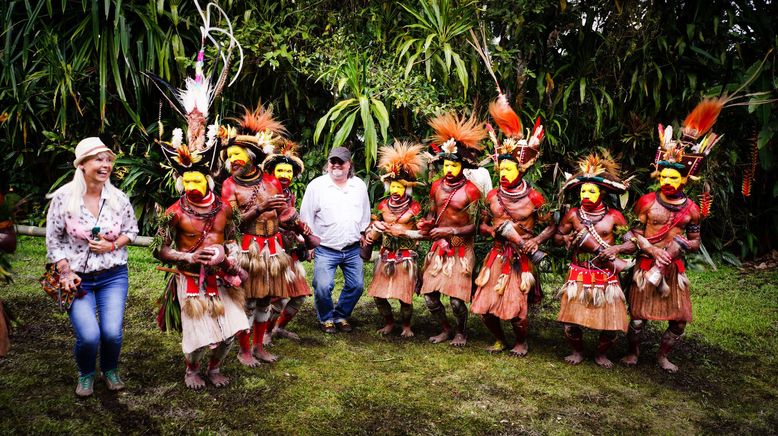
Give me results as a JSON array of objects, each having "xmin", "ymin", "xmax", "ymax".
[
  {"xmin": 682, "ymin": 98, "xmax": 724, "ymax": 139},
  {"xmin": 488, "ymin": 93, "xmax": 522, "ymax": 139}
]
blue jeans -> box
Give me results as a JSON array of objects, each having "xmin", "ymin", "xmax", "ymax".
[
  {"xmin": 312, "ymin": 244, "xmax": 364, "ymax": 323},
  {"xmin": 68, "ymin": 265, "xmax": 129, "ymax": 376}
]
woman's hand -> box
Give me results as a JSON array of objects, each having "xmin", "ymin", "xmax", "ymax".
[
  {"xmin": 58, "ymin": 270, "xmax": 82, "ymax": 291},
  {"xmin": 88, "ymin": 235, "xmax": 115, "ymax": 254}
]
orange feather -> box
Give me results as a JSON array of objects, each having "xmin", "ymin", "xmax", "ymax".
[
  {"xmin": 682, "ymin": 98, "xmax": 724, "ymax": 139},
  {"xmin": 428, "ymin": 112, "xmax": 486, "ymax": 151},
  {"xmin": 488, "ymin": 93, "xmax": 522, "ymax": 138},
  {"xmin": 232, "ymin": 105, "xmax": 288, "ymax": 137}
]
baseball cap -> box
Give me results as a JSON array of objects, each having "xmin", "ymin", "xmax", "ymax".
[{"xmin": 328, "ymin": 147, "xmax": 352, "ymax": 162}]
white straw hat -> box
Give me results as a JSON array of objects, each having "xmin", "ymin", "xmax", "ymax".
[{"xmin": 73, "ymin": 137, "xmax": 115, "ymax": 167}]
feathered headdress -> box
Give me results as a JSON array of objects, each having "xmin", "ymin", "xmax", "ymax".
[
  {"xmin": 469, "ymin": 28, "xmax": 544, "ymax": 171},
  {"xmin": 223, "ymin": 104, "xmax": 288, "ymax": 161},
  {"xmin": 427, "ymin": 112, "xmax": 486, "ymax": 168},
  {"xmin": 378, "ymin": 141, "xmax": 426, "ymax": 186},
  {"xmin": 654, "ymin": 98, "xmax": 724, "ymax": 179},
  {"xmin": 561, "ymin": 151, "xmax": 628, "ymax": 193},
  {"xmin": 148, "ymin": 0, "xmax": 243, "ymax": 180},
  {"xmin": 262, "ymin": 139, "xmax": 305, "ymax": 176}
]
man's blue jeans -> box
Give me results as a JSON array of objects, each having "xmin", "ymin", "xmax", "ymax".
[
  {"xmin": 312, "ymin": 244, "xmax": 364, "ymax": 323},
  {"xmin": 68, "ymin": 265, "xmax": 129, "ymax": 376}
]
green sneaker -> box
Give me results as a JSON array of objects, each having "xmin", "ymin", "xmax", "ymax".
[
  {"xmin": 75, "ymin": 374, "xmax": 94, "ymax": 397},
  {"xmin": 102, "ymin": 369, "xmax": 125, "ymax": 391}
]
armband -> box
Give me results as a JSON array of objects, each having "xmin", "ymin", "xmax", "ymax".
[
  {"xmin": 673, "ymin": 235, "xmax": 691, "ymax": 253},
  {"xmin": 686, "ymin": 224, "xmax": 701, "ymax": 234}
]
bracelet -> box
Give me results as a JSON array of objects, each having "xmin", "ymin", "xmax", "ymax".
[{"xmin": 112, "ymin": 241, "xmax": 117, "ymax": 252}]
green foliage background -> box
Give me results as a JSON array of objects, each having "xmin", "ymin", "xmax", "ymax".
[{"xmin": 1, "ymin": 0, "xmax": 777, "ymax": 258}]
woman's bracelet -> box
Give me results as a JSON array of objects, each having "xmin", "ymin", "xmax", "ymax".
[{"xmin": 112, "ymin": 241, "xmax": 117, "ymax": 252}]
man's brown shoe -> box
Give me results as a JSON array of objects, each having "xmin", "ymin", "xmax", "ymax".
[
  {"xmin": 321, "ymin": 321, "xmax": 337, "ymax": 334},
  {"xmin": 336, "ymin": 319, "xmax": 353, "ymax": 333}
]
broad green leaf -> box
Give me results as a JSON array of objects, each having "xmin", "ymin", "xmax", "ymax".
[
  {"xmin": 579, "ymin": 78, "xmax": 586, "ymax": 104},
  {"xmin": 370, "ymin": 98, "xmax": 389, "ymax": 141},
  {"xmin": 333, "ymin": 110, "xmax": 357, "ymax": 148}
]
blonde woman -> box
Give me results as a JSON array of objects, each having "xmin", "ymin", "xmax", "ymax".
[{"xmin": 45, "ymin": 137, "xmax": 138, "ymax": 397}]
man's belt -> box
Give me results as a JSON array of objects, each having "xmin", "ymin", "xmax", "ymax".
[{"xmin": 249, "ymin": 218, "xmax": 279, "ymax": 237}]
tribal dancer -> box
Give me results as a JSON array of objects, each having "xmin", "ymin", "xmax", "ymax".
[
  {"xmin": 363, "ymin": 142, "xmax": 426, "ymax": 337},
  {"xmin": 622, "ymin": 99, "xmax": 723, "ymax": 372},
  {"xmin": 220, "ymin": 105, "xmax": 297, "ymax": 365},
  {"xmin": 555, "ymin": 152, "xmax": 630, "ymax": 368},
  {"xmin": 261, "ymin": 140, "xmax": 319, "ymax": 343},
  {"xmin": 471, "ymin": 94, "xmax": 554, "ymax": 356},
  {"xmin": 149, "ymin": 0, "xmax": 247, "ymax": 389},
  {"xmin": 154, "ymin": 131, "xmax": 249, "ymax": 390},
  {"xmin": 417, "ymin": 113, "xmax": 486, "ymax": 346}
]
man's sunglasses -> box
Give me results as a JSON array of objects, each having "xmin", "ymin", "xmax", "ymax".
[{"xmin": 329, "ymin": 158, "xmax": 348, "ymax": 165}]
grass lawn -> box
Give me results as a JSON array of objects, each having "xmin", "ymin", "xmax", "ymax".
[{"xmin": 1, "ymin": 236, "xmax": 777, "ymax": 434}]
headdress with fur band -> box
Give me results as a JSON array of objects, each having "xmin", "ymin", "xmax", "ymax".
[
  {"xmin": 222, "ymin": 104, "xmax": 288, "ymax": 162},
  {"xmin": 378, "ymin": 141, "xmax": 426, "ymax": 191},
  {"xmin": 653, "ymin": 98, "xmax": 724, "ymax": 180},
  {"xmin": 468, "ymin": 27, "xmax": 544, "ymax": 172},
  {"xmin": 487, "ymin": 95, "xmax": 545, "ymax": 171},
  {"xmin": 148, "ymin": 0, "xmax": 242, "ymax": 187},
  {"xmin": 262, "ymin": 139, "xmax": 305, "ymax": 176},
  {"xmin": 427, "ymin": 112, "xmax": 486, "ymax": 168},
  {"xmin": 561, "ymin": 151, "xmax": 628, "ymax": 194}
]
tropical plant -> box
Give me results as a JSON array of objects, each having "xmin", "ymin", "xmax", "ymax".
[
  {"xmin": 396, "ymin": 0, "xmax": 477, "ymax": 96},
  {"xmin": 313, "ymin": 53, "xmax": 390, "ymax": 169}
]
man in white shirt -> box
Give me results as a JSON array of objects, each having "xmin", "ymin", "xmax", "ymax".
[{"xmin": 300, "ymin": 147, "xmax": 371, "ymax": 333}]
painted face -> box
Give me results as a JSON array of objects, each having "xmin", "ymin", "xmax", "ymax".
[
  {"xmin": 182, "ymin": 170, "xmax": 209, "ymax": 202},
  {"xmin": 274, "ymin": 163, "xmax": 294, "ymax": 188},
  {"xmin": 659, "ymin": 168, "xmax": 685, "ymax": 196},
  {"xmin": 80, "ymin": 152, "xmax": 115, "ymax": 184},
  {"xmin": 226, "ymin": 146, "xmax": 250, "ymax": 174},
  {"xmin": 579, "ymin": 183, "xmax": 602, "ymax": 207},
  {"xmin": 443, "ymin": 159, "xmax": 462, "ymax": 181},
  {"xmin": 499, "ymin": 159, "xmax": 521, "ymax": 187},
  {"xmin": 389, "ymin": 181, "xmax": 406, "ymax": 199}
]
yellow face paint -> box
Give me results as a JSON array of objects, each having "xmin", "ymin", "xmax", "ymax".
[
  {"xmin": 659, "ymin": 168, "xmax": 685, "ymax": 190},
  {"xmin": 579, "ymin": 183, "xmax": 601, "ymax": 204},
  {"xmin": 226, "ymin": 145, "xmax": 250, "ymax": 165},
  {"xmin": 182, "ymin": 171, "xmax": 208, "ymax": 197},
  {"xmin": 499, "ymin": 160, "xmax": 520, "ymax": 186},
  {"xmin": 443, "ymin": 159, "xmax": 462, "ymax": 178},
  {"xmin": 274, "ymin": 163, "xmax": 294, "ymax": 181},
  {"xmin": 389, "ymin": 181, "xmax": 406, "ymax": 198}
]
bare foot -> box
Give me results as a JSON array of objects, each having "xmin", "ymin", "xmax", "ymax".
[
  {"xmin": 185, "ymin": 371, "xmax": 206, "ymax": 390},
  {"xmin": 509, "ymin": 341, "xmax": 528, "ymax": 357},
  {"xmin": 657, "ymin": 355, "xmax": 679, "ymax": 373},
  {"xmin": 400, "ymin": 326, "xmax": 415, "ymax": 338},
  {"xmin": 253, "ymin": 347, "xmax": 279, "ymax": 363},
  {"xmin": 595, "ymin": 354, "xmax": 614, "ymax": 369},
  {"xmin": 272, "ymin": 328, "xmax": 300, "ymax": 341},
  {"xmin": 620, "ymin": 353, "xmax": 639, "ymax": 366},
  {"xmin": 207, "ymin": 369, "xmax": 230, "ymax": 387},
  {"xmin": 429, "ymin": 330, "xmax": 452, "ymax": 344},
  {"xmin": 564, "ymin": 351, "xmax": 584, "ymax": 365},
  {"xmin": 237, "ymin": 351, "xmax": 261, "ymax": 368},
  {"xmin": 263, "ymin": 333, "xmax": 273, "ymax": 347},
  {"xmin": 487, "ymin": 340, "xmax": 506, "ymax": 353},
  {"xmin": 376, "ymin": 323, "xmax": 394, "ymax": 336},
  {"xmin": 450, "ymin": 333, "xmax": 467, "ymax": 347}
]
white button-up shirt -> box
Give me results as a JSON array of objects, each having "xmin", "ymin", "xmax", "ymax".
[
  {"xmin": 46, "ymin": 186, "xmax": 139, "ymax": 273},
  {"xmin": 300, "ymin": 174, "xmax": 371, "ymax": 251}
]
